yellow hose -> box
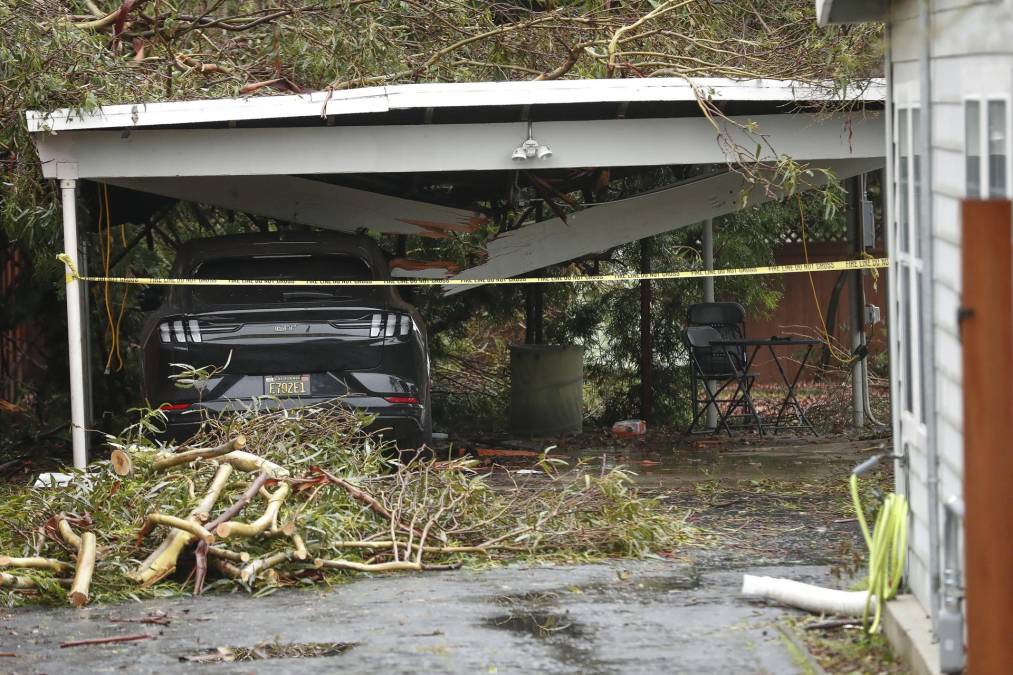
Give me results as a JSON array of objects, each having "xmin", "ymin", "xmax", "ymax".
[{"xmin": 850, "ymin": 473, "xmax": 908, "ymax": 633}]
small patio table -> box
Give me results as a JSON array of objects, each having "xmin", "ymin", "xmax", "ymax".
[{"xmin": 711, "ymin": 336, "xmax": 821, "ymax": 435}]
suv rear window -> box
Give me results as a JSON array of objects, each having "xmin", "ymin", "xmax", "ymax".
[{"xmin": 190, "ymin": 254, "xmax": 374, "ymax": 305}]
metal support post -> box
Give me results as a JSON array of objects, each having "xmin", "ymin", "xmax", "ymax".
[
  {"xmin": 60, "ymin": 178, "xmax": 89, "ymax": 469},
  {"xmin": 640, "ymin": 237, "xmax": 653, "ymax": 422},
  {"xmin": 703, "ymin": 218, "xmax": 718, "ymax": 429},
  {"xmin": 846, "ymin": 176, "xmax": 866, "ymax": 428}
]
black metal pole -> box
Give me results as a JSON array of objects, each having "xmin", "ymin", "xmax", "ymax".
[{"xmin": 640, "ymin": 237, "xmax": 653, "ymax": 422}]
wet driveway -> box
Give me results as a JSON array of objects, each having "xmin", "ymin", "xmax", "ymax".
[
  {"xmin": 0, "ymin": 435, "xmax": 883, "ymax": 673},
  {"xmin": 0, "ymin": 560, "xmax": 837, "ymax": 674}
]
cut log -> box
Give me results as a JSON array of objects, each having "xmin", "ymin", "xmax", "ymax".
[
  {"xmin": 208, "ymin": 557, "xmax": 241, "ymax": 579},
  {"xmin": 207, "ymin": 547, "xmax": 250, "ymax": 564},
  {"xmin": 153, "ymin": 436, "xmax": 246, "ymax": 471},
  {"xmin": 144, "ymin": 514, "xmax": 215, "ymax": 544},
  {"xmin": 110, "ymin": 448, "xmax": 133, "ymax": 476},
  {"xmin": 219, "ymin": 450, "xmax": 289, "ymax": 478},
  {"xmin": 0, "ymin": 556, "xmax": 72, "ymax": 574},
  {"xmin": 0, "ymin": 572, "xmax": 38, "ymax": 589},
  {"xmin": 239, "ymin": 551, "xmax": 290, "ymax": 583},
  {"xmin": 292, "ymin": 533, "xmax": 308, "ymax": 561},
  {"xmin": 69, "ymin": 532, "xmax": 97, "ymax": 607},
  {"xmin": 57, "ymin": 519, "xmax": 82, "ymax": 550}
]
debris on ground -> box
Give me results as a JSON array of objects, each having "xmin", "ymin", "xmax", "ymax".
[
  {"xmin": 0, "ymin": 406, "xmax": 687, "ymax": 607},
  {"xmin": 180, "ymin": 641, "xmax": 356, "ymax": 663},
  {"xmin": 790, "ymin": 616, "xmax": 907, "ymax": 673},
  {"xmin": 60, "ymin": 634, "xmax": 156, "ymax": 648},
  {"xmin": 611, "ymin": 419, "xmax": 647, "ymax": 438}
]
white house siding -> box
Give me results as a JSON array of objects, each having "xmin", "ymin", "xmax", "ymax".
[{"xmin": 887, "ymin": 0, "xmax": 1013, "ymax": 620}]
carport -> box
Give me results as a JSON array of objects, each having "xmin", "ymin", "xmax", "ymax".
[{"xmin": 27, "ymin": 77, "xmax": 885, "ymax": 468}]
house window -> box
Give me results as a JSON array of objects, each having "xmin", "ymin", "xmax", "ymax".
[
  {"xmin": 966, "ymin": 100, "xmax": 980, "ymax": 197},
  {"xmin": 988, "ymin": 100, "xmax": 1007, "ymax": 197},
  {"xmin": 966, "ymin": 97, "xmax": 1009, "ymax": 198},
  {"xmin": 895, "ymin": 106, "xmax": 918, "ymax": 416}
]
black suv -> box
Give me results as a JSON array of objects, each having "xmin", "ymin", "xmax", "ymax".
[{"xmin": 140, "ymin": 232, "xmax": 431, "ymax": 448}]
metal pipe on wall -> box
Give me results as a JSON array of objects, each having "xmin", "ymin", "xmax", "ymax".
[
  {"xmin": 60, "ymin": 178, "xmax": 88, "ymax": 469},
  {"xmin": 919, "ymin": 0, "xmax": 942, "ymax": 628}
]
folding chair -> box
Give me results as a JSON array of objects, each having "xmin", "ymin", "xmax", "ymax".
[
  {"xmin": 683, "ymin": 325, "xmax": 761, "ymax": 436},
  {"xmin": 687, "ymin": 302, "xmax": 747, "ymax": 343}
]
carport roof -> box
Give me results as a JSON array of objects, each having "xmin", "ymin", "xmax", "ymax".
[
  {"xmin": 28, "ymin": 77, "xmax": 886, "ymax": 284},
  {"xmin": 27, "ymin": 77, "xmax": 884, "ymax": 133}
]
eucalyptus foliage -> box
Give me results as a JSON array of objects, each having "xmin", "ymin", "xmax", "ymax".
[
  {"xmin": 0, "ymin": 404, "xmax": 690, "ymax": 606},
  {"xmin": 0, "ymin": 1, "xmax": 881, "ymax": 435}
]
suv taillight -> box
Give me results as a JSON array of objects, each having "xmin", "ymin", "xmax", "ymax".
[
  {"xmin": 158, "ymin": 318, "xmax": 202, "ymax": 343},
  {"xmin": 369, "ymin": 313, "xmax": 413, "ymax": 338}
]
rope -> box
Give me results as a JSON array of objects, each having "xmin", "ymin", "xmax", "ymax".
[
  {"xmin": 99, "ymin": 185, "xmax": 128, "ymax": 373},
  {"xmin": 798, "ymin": 196, "xmax": 860, "ymax": 366}
]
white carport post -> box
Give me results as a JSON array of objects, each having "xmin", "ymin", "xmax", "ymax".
[
  {"xmin": 60, "ymin": 175, "xmax": 88, "ymax": 469},
  {"xmin": 702, "ymin": 218, "xmax": 718, "ymax": 430}
]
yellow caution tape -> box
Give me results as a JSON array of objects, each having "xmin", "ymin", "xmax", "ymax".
[{"xmin": 58, "ymin": 253, "xmax": 887, "ymax": 287}]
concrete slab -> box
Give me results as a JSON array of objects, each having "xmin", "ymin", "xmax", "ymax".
[{"xmin": 883, "ymin": 595, "xmax": 942, "ymax": 675}]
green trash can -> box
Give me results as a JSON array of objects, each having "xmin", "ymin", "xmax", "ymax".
[{"xmin": 509, "ymin": 344, "xmax": 584, "ymax": 436}]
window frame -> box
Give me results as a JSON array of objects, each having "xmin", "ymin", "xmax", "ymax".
[
  {"xmin": 893, "ymin": 104, "xmax": 925, "ymax": 421},
  {"xmin": 964, "ymin": 94, "xmax": 1012, "ymax": 199}
]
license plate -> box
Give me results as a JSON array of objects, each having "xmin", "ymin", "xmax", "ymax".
[{"xmin": 265, "ymin": 374, "xmax": 310, "ymax": 396}]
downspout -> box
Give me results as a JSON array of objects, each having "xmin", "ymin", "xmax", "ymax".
[
  {"xmin": 918, "ymin": 0, "xmax": 942, "ymax": 628},
  {"xmin": 884, "ymin": 14, "xmax": 908, "ymax": 529}
]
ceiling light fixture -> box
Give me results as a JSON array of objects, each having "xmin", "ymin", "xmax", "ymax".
[{"xmin": 511, "ymin": 121, "xmax": 552, "ymax": 162}]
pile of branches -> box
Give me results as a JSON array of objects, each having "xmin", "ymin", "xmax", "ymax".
[{"xmin": 0, "ymin": 405, "xmax": 685, "ymax": 607}]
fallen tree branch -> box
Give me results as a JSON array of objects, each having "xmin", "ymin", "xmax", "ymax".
[
  {"xmin": 216, "ymin": 483, "xmax": 290, "ymax": 539},
  {"xmin": 0, "ymin": 556, "xmax": 72, "ymax": 574},
  {"xmin": 57, "ymin": 518, "xmax": 82, "ymax": 550},
  {"xmin": 208, "ymin": 557, "xmax": 241, "ymax": 579},
  {"xmin": 192, "ymin": 471, "xmax": 269, "ymax": 594},
  {"xmin": 239, "ymin": 550, "xmax": 290, "ymax": 583},
  {"xmin": 291, "ymin": 533, "xmax": 308, "ymax": 561},
  {"xmin": 314, "ymin": 468, "xmax": 421, "ymax": 537},
  {"xmin": 313, "ymin": 558, "xmax": 461, "ymax": 573},
  {"xmin": 328, "ymin": 540, "xmax": 524, "ymax": 555},
  {"xmin": 0, "ymin": 572, "xmax": 38, "ymax": 589},
  {"xmin": 60, "ymin": 634, "xmax": 154, "ymax": 648},
  {"xmin": 153, "ymin": 436, "xmax": 246, "ymax": 471},
  {"xmin": 132, "ymin": 463, "xmax": 232, "ymax": 585},
  {"xmin": 220, "ymin": 450, "xmax": 289, "ymax": 478},
  {"xmin": 69, "ymin": 532, "xmax": 97, "ymax": 607},
  {"xmin": 143, "ymin": 514, "xmax": 215, "ymax": 544},
  {"xmin": 207, "ymin": 547, "xmax": 250, "ymax": 564}
]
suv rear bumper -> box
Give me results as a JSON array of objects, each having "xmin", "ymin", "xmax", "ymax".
[{"xmin": 160, "ymin": 396, "xmax": 426, "ymax": 448}]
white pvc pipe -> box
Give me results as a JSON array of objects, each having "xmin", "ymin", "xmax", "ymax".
[
  {"xmin": 61, "ymin": 179, "xmax": 88, "ymax": 470},
  {"xmin": 741, "ymin": 574, "xmax": 874, "ymax": 616}
]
